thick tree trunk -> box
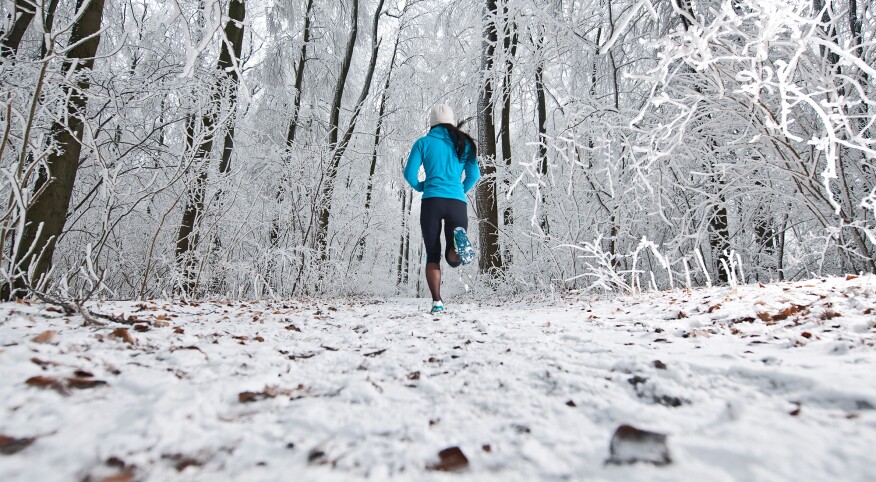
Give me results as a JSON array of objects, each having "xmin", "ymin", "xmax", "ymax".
[
  {"xmin": 0, "ymin": 0, "xmax": 37, "ymax": 57},
  {"xmin": 476, "ymin": 0, "xmax": 503, "ymax": 273},
  {"xmin": 6, "ymin": 0, "xmax": 106, "ymax": 298},
  {"xmin": 175, "ymin": 0, "xmax": 246, "ymax": 295}
]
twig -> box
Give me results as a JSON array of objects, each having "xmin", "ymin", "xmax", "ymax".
[{"xmin": 29, "ymin": 288, "xmax": 105, "ymax": 326}]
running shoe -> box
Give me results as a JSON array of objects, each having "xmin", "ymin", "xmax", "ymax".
[{"xmin": 453, "ymin": 227, "xmax": 476, "ymax": 265}]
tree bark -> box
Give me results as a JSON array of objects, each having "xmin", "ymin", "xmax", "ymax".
[
  {"xmin": 499, "ymin": 14, "xmax": 517, "ymax": 265},
  {"xmin": 534, "ymin": 28, "xmax": 549, "ymax": 235},
  {"xmin": 216, "ymin": 0, "xmax": 246, "ymax": 175},
  {"xmin": 316, "ymin": 0, "xmax": 385, "ymax": 263},
  {"xmin": 358, "ymin": 33, "xmax": 399, "ymax": 261},
  {"xmin": 267, "ymin": 0, "xmax": 315, "ymax": 288},
  {"xmin": 313, "ymin": 0, "xmax": 359, "ymax": 264},
  {"xmin": 39, "ymin": 0, "xmax": 60, "ymax": 59},
  {"xmin": 6, "ymin": 0, "xmax": 106, "ymax": 298},
  {"xmin": 476, "ymin": 0, "xmax": 503, "ymax": 273},
  {"xmin": 397, "ymin": 187, "xmax": 407, "ymax": 286},
  {"xmin": 285, "ymin": 0, "xmax": 314, "ymax": 150},
  {"xmin": 365, "ymin": 34, "xmax": 399, "ymax": 214},
  {"xmin": 175, "ymin": 0, "xmax": 246, "ymax": 295},
  {"xmin": 0, "ymin": 0, "xmax": 37, "ymax": 57}
]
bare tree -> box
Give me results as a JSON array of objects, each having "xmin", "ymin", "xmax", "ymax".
[
  {"xmin": 476, "ymin": 0, "xmax": 503, "ymax": 273},
  {"xmin": 316, "ymin": 0, "xmax": 386, "ymax": 263},
  {"xmin": 175, "ymin": 0, "xmax": 246, "ymax": 295},
  {"xmin": 6, "ymin": 0, "xmax": 108, "ymax": 298}
]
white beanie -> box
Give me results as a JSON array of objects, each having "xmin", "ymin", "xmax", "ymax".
[{"xmin": 429, "ymin": 104, "xmax": 455, "ymax": 127}]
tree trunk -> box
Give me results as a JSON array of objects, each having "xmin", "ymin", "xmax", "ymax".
[
  {"xmin": 266, "ymin": 0, "xmax": 314, "ymax": 288},
  {"xmin": 499, "ymin": 15, "xmax": 517, "ymax": 266},
  {"xmin": 365, "ymin": 34, "xmax": 399, "ymax": 214},
  {"xmin": 359, "ymin": 33, "xmax": 399, "ymax": 261},
  {"xmin": 710, "ymin": 182, "xmax": 731, "ymax": 283},
  {"xmin": 0, "ymin": 0, "xmax": 37, "ymax": 57},
  {"xmin": 476, "ymin": 0, "xmax": 503, "ymax": 273},
  {"xmin": 175, "ymin": 0, "xmax": 246, "ymax": 295},
  {"xmin": 403, "ymin": 189, "xmax": 412, "ymax": 284},
  {"xmin": 39, "ymin": 0, "xmax": 60, "ymax": 59},
  {"xmin": 396, "ymin": 188, "xmax": 407, "ymax": 286},
  {"xmin": 314, "ymin": 0, "xmax": 359, "ymax": 263},
  {"xmin": 6, "ymin": 0, "xmax": 106, "ymax": 298},
  {"xmin": 534, "ymin": 29, "xmax": 549, "ymax": 235},
  {"xmin": 316, "ymin": 0, "xmax": 385, "ymax": 263},
  {"xmin": 215, "ymin": 0, "xmax": 246, "ymax": 177},
  {"xmin": 285, "ymin": 0, "xmax": 314, "ymax": 150}
]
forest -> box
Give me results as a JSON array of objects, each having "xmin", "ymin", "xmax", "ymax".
[{"xmin": 0, "ymin": 0, "xmax": 873, "ymax": 300}]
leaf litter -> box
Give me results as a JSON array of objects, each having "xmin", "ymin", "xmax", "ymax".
[{"xmin": 0, "ymin": 275, "xmax": 874, "ymax": 480}]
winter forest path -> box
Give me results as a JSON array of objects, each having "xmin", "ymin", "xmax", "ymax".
[{"xmin": 1, "ymin": 277, "xmax": 875, "ymax": 481}]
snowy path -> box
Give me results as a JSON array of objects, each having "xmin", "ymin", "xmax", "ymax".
[{"xmin": 1, "ymin": 277, "xmax": 875, "ymax": 481}]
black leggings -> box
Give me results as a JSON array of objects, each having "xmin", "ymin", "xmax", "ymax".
[{"xmin": 420, "ymin": 197, "xmax": 468, "ymax": 267}]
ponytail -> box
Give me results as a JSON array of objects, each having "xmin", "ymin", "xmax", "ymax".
[{"xmin": 435, "ymin": 122, "xmax": 477, "ymax": 165}]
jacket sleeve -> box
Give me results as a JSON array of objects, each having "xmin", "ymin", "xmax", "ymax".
[
  {"xmin": 404, "ymin": 140, "xmax": 425, "ymax": 192},
  {"xmin": 462, "ymin": 144, "xmax": 480, "ymax": 193}
]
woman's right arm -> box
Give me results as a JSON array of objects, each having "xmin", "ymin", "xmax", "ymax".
[{"xmin": 404, "ymin": 140, "xmax": 425, "ymax": 192}]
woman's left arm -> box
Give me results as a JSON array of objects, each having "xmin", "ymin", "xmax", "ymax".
[{"xmin": 404, "ymin": 140, "xmax": 425, "ymax": 192}]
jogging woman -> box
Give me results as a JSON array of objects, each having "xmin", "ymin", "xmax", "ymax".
[{"xmin": 404, "ymin": 105, "xmax": 479, "ymax": 314}]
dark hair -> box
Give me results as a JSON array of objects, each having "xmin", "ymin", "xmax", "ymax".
[{"xmin": 434, "ymin": 121, "xmax": 477, "ymax": 164}]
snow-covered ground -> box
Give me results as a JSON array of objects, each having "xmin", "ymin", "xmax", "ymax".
[{"xmin": 1, "ymin": 276, "xmax": 875, "ymax": 481}]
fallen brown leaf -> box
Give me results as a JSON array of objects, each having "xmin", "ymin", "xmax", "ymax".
[
  {"xmin": 239, "ymin": 385, "xmax": 293, "ymax": 403},
  {"xmin": 65, "ymin": 377, "xmax": 108, "ymax": 389},
  {"xmin": 25, "ymin": 376, "xmax": 70, "ymax": 395},
  {"xmin": 162, "ymin": 453, "xmax": 203, "ymax": 472},
  {"xmin": 30, "ymin": 357, "xmax": 61, "ymax": 368},
  {"xmin": 820, "ymin": 310, "xmax": 841, "ymax": 321},
  {"xmin": 92, "ymin": 471, "xmax": 135, "ymax": 482},
  {"xmin": 110, "ymin": 328, "xmax": 136, "ymax": 345},
  {"xmin": 427, "ymin": 446, "xmax": 469, "ymax": 472},
  {"xmin": 363, "ymin": 348, "xmax": 387, "ymax": 357},
  {"xmin": 772, "ymin": 304, "xmax": 806, "ymax": 321},
  {"xmin": 32, "ymin": 330, "xmax": 56, "ymax": 343},
  {"xmin": 0, "ymin": 434, "xmax": 36, "ymax": 455}
]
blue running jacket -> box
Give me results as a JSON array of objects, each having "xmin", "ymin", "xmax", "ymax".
[{"xmin": 403, "ymin": 125, "xmax": 480, "ymax": 203}]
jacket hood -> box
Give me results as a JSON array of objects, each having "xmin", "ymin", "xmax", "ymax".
[{"xmin": 427, "ymin": 125, "xmax": 452, "ymax": 140}]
